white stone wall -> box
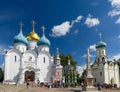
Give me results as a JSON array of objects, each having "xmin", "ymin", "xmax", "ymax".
[
  {"xmin": 22, "ymin": 50, "xmax": 37, "ymax": 68},
  {"xmin": 14, "ymin": 44, "xmax": 27, "ymax": 53},
  {"xmin": 92, "ymin": 61, "xmax": 120, "ymax": 87},
  {"xmin": 38, "ymin": 46, "xmax": 49, "ymax": 52},
  {"xmin": 92, "ymin": 63, "xmax": 104, "ymax": 85},
  {"xmin": 4, "ymin": 40, "xmax": 54, "ymax": 84},
  {"xmin": 104, "ymin": 63, "xmax": 109, "ymax": 84},
  {"xmin": 28, "ymin": 41, "xmax": 37, "ymax": 50},
  {"xmin": 38, "ymin": 53, "xmax": 52, "ymax": 82},
  {"xmin": 5, "ymin": 49, "xmax": 21, "ymax": 83},
  {"xmin": 114, "ymin": 64, "xmax": 120, "ymax": 87}
]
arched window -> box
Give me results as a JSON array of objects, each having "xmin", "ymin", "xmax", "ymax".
[
  {"xmin": 95, "ymin": 78, "xmax": 96, "ymax": 82},
  {"xmin": 29, "ymin": 57, "xmax": 32, "ymax": 61},
  {"xmin": 102, "ymin": 57, "xmax": 105, "ymax": 61},
  {"xmin": 15, "ymin": 56, "xmax": 17, "ymax": 62},
  {"xmin": 100, "ymin": 72, "xmax": 102, "ymax": 76},
  {"xmin": 102, "ymin": 50, "xmax": 104, "ymax": 55}
]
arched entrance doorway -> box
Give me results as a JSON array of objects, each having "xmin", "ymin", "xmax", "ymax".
[{"xmin": 25, "ymin": 71, "xmax": 35, "ymax": 81}]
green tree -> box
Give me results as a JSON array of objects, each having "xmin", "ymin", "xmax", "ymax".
[
  {"xmin": 81, "ymin": 69, "xmax": 87, "ymax": 78},
  {"xmin": 60, "ymin": 54, "xmax": 77, "ymax": 69},
  {"xmin": 0, "ymin": 68, "xmax": 4, "ymax": 82}
]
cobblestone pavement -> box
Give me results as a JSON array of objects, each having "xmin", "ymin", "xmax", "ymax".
[
  {"xmin": 102, "ymin": 88, "xmax": 120, "ymax": 92},
  {"xmin": 0, "ymin": 83, "xmax": 26, "ymax": 92},
  {"xmin": 0, "ymin": 83, "xmax": 120, "ymax": 92}
]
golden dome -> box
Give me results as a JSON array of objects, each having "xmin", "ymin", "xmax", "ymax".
[
  {"xmin": 26, "ymin": 20, "xmax": 40, "ymax": 42},
  {"xmin": 26, "ymin": 30, "xmax": 40, "ymax": 42}
]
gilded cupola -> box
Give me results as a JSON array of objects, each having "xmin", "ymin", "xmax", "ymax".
[{"xmin": 26, "ymin": 20, "xmax": 40, "ymax": 42}]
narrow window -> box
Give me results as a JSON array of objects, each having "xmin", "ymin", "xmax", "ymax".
[
  {"xmin": 102, "ymin": 51, "xmax": 104, "ymax": 55},
  {"xmin": 29, "ymin": 57, "xmax": 32, "ymax": 61},
  {"xmin": 44, "ymin": 57, "xmax": 45, "ymax": 63},
  {"xmin": 95, "ymin": 78, "xmax": 96, "ymax": 82},
  {"xmin": 15, "ymin": 56, "xmax": 17, "ymax": 62},
  {"xmin": 100, "ymin": 72, "xmax": 102, "ymax": 76}
]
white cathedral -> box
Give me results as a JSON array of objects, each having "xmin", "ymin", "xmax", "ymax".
[
  {"xmin": 3, "ymin": 21, "xmax": 63, "ymax": 84},
  {"xmin": 91, "ymin": 33, "xmax": 120, "ymax": 87}
]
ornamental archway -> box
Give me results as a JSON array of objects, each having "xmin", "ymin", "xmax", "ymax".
[{"xmin": 25, "ymin": 71, "xmax": 35, "ymax": 81}]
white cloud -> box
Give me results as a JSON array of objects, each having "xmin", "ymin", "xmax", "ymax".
[
  {"xmin": 51, "ymin": 21, "xmax": 71, "ymax": 37},
  {"xmin": 82, "ymin": 54, "xmax": 95, "ymax": 58},
  {"xmin": 76, "ymin": 65, "xmax": 86, "ymax": 76},
  {"xmin": 85, "ymin": 16, "xmax": 100, "ymax": 28},
  {"xmin": 51, "ymin": 15, "xmax": 82, "ymax": 37},
  {"xmin": 74, "ymin": 29, "xmax": 79, "ymax": 34},
  {"xmin": 9, "ymin": 46, "xmax": 13, "ymax": 49},
  {"xmin": 108, "ymin": 9, "xmax": 120, "ymax": 17},
  {"xmin": 0, "ymin": 45, "xmax": 8, "ymax": 55},
  {"xmin": 109, "ymin": 53, "xmax": 120, "ymax": 61},
  {"xmin": 108, "ymin": 0, "xmax": 120, "ymax": 23},
  {"xmin": 115, "ymin": 17, "xmax": 120, "ymax": 24},
  {"xmin": 89, "ymin": 44, "xmax": 96, "ymax": 51},
  {"xmin": 0, "ymin": 46, "xmax": 5, "ymax": 55},
  {"xmin": 71, "ymin": 16, "xmax": 83, "ymax": 27},
  {"xmin": 109, "ymin": 0, "xmax": 120, "ymax": 8},
  {"xmin": 118, "ymin": 35, "xmax": 120, "ymax": 38}
]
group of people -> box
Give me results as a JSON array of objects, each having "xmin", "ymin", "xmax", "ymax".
[
  {"xmin": 26, "ymin": 79, "xmax": 40, "ymax": 88},
  {"xmin": 96, "ymin": 83, "xmax": 117, "ymax": 89}
]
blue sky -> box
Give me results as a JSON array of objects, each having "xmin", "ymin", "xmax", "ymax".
[{"xmin": 0, "ymin": 0, "xmax": 120, "ymax": 67}]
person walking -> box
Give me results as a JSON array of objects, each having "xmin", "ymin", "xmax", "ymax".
[{"xmin": 26, "ymin": 81, "xmax": 29, "ymax": 88}]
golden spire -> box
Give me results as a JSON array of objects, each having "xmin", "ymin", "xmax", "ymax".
[
  {"xmin": 19, "ymin": 22, "xmax": 24, "ymax": 31},
  {"xmin": 68, "ymin": 56, "xmax": 71, "ymax": 65},
  {"xmin": 31, "ymin": 20, "xmax": 36, "ymax": 31}
]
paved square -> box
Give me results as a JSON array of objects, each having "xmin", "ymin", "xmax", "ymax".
[{"xmin": 0, "ymin": 83, "xmax": 120, "ymax": 92}]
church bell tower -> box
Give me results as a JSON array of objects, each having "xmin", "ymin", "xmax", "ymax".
[{"xmin": 95, "ymin": 33, "xmax": 108, "ymax": 63}]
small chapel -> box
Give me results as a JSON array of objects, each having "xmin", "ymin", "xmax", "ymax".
[
  {"xmin": 91, "ymin": 33, "xmax": 120, "ymax": 87},
  {"xmin": 3, "ymin": 21, "xmax": 63, "ymax": 84}
]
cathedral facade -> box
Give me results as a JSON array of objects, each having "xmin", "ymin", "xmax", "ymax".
[
  {"xmin": 3, "ymin": 21, "xmax": 63, "ymax": 84},
  {"xmin": 91, "ymin": 33, "xmax": 120, "ymax": 87}
]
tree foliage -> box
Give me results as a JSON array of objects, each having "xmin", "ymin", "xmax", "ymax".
[
  {"xmin": 0, "ymin": 68, "xmax": 4, "ymax": 82},
  {"xmin": 60, "ymin": 54, "xmax": 77, "ymax": 69},
  {"xmin": 81, "ymin": 69, "xmax": 87, "ymax": 78}
]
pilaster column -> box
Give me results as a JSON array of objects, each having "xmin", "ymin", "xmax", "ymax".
[
  {"xmin": 18, "ymin": 68, "xmax": 24, "ymax": 84},
  {"xmin": 35, "ymin": 71, "xmax": 40, "ymax": 83},
  {"xmin": 4, "ymin": 54, "xmax": 9, "ymax": 81}
]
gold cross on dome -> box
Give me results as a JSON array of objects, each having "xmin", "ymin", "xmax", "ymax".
[
  {"xmin": 19, "ymin": 22, "xmax": 24, "ymax": 31},
  {"xmin": 41, "ymin": 25, "xmax": 46, "ymax": 33},
  {"xmin": 31, "ymin": 20, "xmax": 36, "ymax": 30}
]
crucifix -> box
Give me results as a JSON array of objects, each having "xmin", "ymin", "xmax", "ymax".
[
  {"xmin": 19, "ymin": 22, "xmax": 24, "ymax": 31},
  {"xmin": 99, "ymin": 32, "xmax": 102, "ymax": 41},
  {"xmin": 31, "ymin": 20, "xmax": 36, "ymax": 31},
  {"xmin": 41, "ymin": 25, "xmax": 46, "ymax": 33}
]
